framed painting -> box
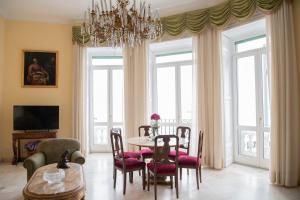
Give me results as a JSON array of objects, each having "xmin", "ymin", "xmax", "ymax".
[{"xmin": 22, "ymin": 50, "xmax": 58, "ymax": 87}]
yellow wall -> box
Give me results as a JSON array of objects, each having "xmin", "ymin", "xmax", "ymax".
[
  {"xmin": 0, "ymin": 20, "xmax": 73, "ymax": 161},
  {"xmin": 0, "ymin": 16, "xmax": 5, "ymax": 161},
  {"xmin": 293, "ymin": 0, "xmax": 300, "ymax": 181}
]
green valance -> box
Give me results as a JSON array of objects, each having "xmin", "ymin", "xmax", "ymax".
[
  {"xmin": 72, "ymin": 0, "xmax": 283, "ymax": 44},
  {"xmin": 161, "ymin": 0, "xmax": 283, "ymax": 36}
]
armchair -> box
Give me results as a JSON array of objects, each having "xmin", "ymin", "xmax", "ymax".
[{"xmin": 23, "ymin": 138, "xmax": 85, "ymax": 181}]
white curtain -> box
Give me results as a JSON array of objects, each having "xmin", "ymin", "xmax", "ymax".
[
  {"xmin": 193, "ymin": 28, "xmax": 224, "ymax": 169},
  {"xmin": 123, "ymin": 42, "xmax": 149, "ymax": 150},
  {"xmin": 267, "ymin": 0, "xmax": 300, "ymax": 187},
  {"xmin": 72, "ymin": 43, "xmax": 89, "ymax": 156}
]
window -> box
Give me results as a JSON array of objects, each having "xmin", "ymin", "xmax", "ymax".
[{"xmin": 150, "ymin": 39, "xmax": 193, "ymax": 134}]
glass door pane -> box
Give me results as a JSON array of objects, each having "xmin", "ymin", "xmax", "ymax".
[
  {"xmin": 262, "ymin": 54, "xmax": 270, "ymax": 128},
  {"xmin": 240, "ymin": 130, "xmax": 257, "ymax": 157},
  {"xmin": 180, "ymin": 65, "xmax": 193, "ymax": 123},
  {"xmin": 93, "ymin": 70, "xmax": 109, "ymax": 146},
  {"xmin": 263, "ymin": 131, "xmax": 270, "ymax": 159},
  {"xmin": 93, "ymin": 70, "xmax": 108, "ymax": 123},
  {"xmin": 94, "ymin": 126, "xmax": 108, "ymax": 145},
  {"xmin": 157, "ymin": 67, "xmax": 176, "ymax": 120},
  {"xmin": 237, "ymin": 56, "xmax": 256, "ymax": 126},
  {"xmin": 112, "ymin": 69, "xmax": 123, "ymax": 123}
]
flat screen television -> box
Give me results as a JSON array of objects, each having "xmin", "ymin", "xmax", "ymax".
[{"xmin": 13, "ymin": 105, "xmax": 59, "ymax": 131}]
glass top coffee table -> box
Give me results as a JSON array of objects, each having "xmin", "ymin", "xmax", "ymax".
[{"xmin": 23, "ymin": 163, "xmax": 85, "ymax": 200}]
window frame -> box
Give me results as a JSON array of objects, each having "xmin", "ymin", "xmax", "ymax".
[
  {"xmin": 88, "ymin": 52, "xmax": 123, "ymax": 152},
  {"xmin": 232, "ymin": 36, "xmax": 270, "ymax": 168},
  {"xmin": 151, "ymin": 51, "xmax": 193, "ymax": 132}
]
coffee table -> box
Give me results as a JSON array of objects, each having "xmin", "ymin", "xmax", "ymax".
[{"xmin": 23, "ymin": 163, "xmax": 85, "ymax": 200}]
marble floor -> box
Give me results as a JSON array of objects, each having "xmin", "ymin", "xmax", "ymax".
[{"xmin": 0, "ymin": 153, "xmax": 299, "ymax": 200}]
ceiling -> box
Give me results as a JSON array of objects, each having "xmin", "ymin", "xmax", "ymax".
[{"xmin": 0, "ymin": 0, "xmax": 226, "ymax": 24}]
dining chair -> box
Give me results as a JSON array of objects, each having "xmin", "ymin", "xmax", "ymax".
[
  {"xmin": 147, "ymin": 135, "xmax": 179, "ymax": 200},
  {"xmin": 178, "ymin": 130, "xmax": 204, "ymax": 189},
  {"xmin": 113, "ymin": 128, "xmax": 141, "ymax": 160},
  {"xmin": 169, "ymin": 126, "xmax": 191, "ymax": 160},
  {"xmin": 138, "ymin": 125, "xmax": 154, "ymax": 161},
  {"xmin": 110, "ymin": 128, "xmax": 146, "ymax": 195}
]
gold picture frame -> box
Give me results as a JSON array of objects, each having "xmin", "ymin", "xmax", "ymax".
[{"xmin": 22, "ymin": 50, "xmax": 58, "ymax": 88}]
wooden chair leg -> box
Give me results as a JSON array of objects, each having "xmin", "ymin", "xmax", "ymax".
[
  {"xmin": 175, "ymin": 173, "xmax": 179, "ymax": 199},
  {"xmin": 123, "ymin": 172, "xmax": 127, "ymax": 195},
  {"xmin": 154, "ymin": 173, "xmax": 157, "ymax": 200},
  {"xmin": 113, "ymin": 168, "xmax": 117, "ymax": 189},
  {"xmin": 142, "ymin": 168, "xmax": 146, "ymax": 190},
  {"xmin": 199, "ymin": 165, "xmax": 202, "ymax": 183},
  {"xmin": 180, "ymin": 167, "xmax": 182, "ymax": 180},
  {"xmin": 196, "ymin": 167, "xmax": 199, "ymax": 189},
  {"xmin": 147, "ymin": 168, "xmax": 150, "ymax": 191},
  {"xmin": 129, "ymin": 172, "xmax": 133, "ymax": 183},
  {"xmin": 170, "ymin": 176, "xmax": 173, "ymax": 189}
]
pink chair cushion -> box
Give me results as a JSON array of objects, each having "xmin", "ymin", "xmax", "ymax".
[
  {"xmin": 121, "ymin": 151, "xmax": 141, "ymax": 159},
  {"xmin": 115, "ymin": 158, "xmax": 145, "ymax": 170},
  {"xmin": 140, "ymin": 148, "xmax": 153, "ymax": 158},
  {"xmin": 168, "ymin": 150, "xmax": 188, "ymax": 159},
  {"xmin": 178, "ymin": 156, "xmax": 200, "ymax": 167},
  {"xmin": 147, "ymin": 162, "xmax": 176, "ymax": 175}
]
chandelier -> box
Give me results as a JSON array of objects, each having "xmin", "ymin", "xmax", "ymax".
[{"xmin": 81, "ymin": 0, "xmax": 162, "ymax": 47}]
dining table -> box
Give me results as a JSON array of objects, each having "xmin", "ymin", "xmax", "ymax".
[{"xmin": 127, "ymin": 136, "xmax": 184, "ymax": 148}]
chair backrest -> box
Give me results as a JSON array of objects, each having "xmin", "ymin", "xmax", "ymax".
[
  {"xmin": 110, "ymin": 128, "xmax": 125, "ymax": 168},
  {"xmin": 176, "ymin": 126, "xmax": 191, "ymax": 154},
  {"xmin": 153, "ymin": 135, "xmax": 179, "ymax": 166},
  {"xmin": 138, "ymin": 125, "xmax": 151, "ymax": 137},
  {"xmin": 197, "ymin": 131, "xmax": 204, "ymax": 163},
  {"xmin": 37, "ymin": 138, "xmax": 80, "ymax": 164}
]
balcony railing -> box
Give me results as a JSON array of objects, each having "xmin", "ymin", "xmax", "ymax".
[{"xmin": 157, "ymin": 119, "xmax": 192, "ymax": 135}]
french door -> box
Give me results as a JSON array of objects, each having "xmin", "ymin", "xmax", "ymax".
[
  {"xmin": 153, "ymin": 61, "xmax": 193, "ymax": 134},
  {"xmin": 89, "ymin": 66, "xmax": 123, "ymax": 152},
  {"xmin": 233, "ymin": 48, "xmax": 270, "ymax": 168}
]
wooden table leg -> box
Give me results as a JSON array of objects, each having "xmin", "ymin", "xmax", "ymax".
[{"xmin": 12, "ymin": 137, "xmax": 17, "ymax": 165}]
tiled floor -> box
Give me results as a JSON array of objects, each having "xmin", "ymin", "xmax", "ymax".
[{"xmin": 0, "ymin": 153, "xmax": 299, "ymax": 200}]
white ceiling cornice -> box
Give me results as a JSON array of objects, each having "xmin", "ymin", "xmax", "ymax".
[{"xmin": 0, "ymin": 0, "xmax": 227, "ymax": 24}]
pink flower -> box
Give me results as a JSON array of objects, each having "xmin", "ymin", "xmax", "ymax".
[{"xmin": 151, "ymin": 113, "xmax": 160, "ymax": 120}]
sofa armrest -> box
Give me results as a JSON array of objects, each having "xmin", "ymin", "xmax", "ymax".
[
  {"xmin": 23, "ymin": 152, "xmax": 46, "ymax": 181},
  {"xmin": 71, "ymin": 150, "xmax": 85, "ymax": 164}
]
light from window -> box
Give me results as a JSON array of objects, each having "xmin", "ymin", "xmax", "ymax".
[
  {"xmin": 157, "ymin": 67, "xmax": 176, "ymax": 120},
  {"xmin": 237, "ymin": 56, "xmax": 256, "ymax": 126},
  {"xmin": 180, "ymin": 65, "xmax": 193, "ymax": 121},
  {"xmin": 236, "ymin": 37, "xmax": 266, "ymax": 53},
  {"xmin": 93, "ymin": 70, "xmax": 108, "ymax": 122},
  {"xmin": 156, "ymin": 52, "xmax": 192, "ymax": 64},
  {"xmin": 92, "ymin": 57, "xmax": 123, "ymax": 66}
]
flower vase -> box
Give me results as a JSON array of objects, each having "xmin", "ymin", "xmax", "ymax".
[{"xmin": 151, "ymin": 120, "xmax": 160, "ymax": 136}]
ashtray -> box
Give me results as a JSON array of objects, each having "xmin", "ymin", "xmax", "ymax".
[{"xmin": 43, "ymin": 168, "xmax": 65, "ymax": 184}]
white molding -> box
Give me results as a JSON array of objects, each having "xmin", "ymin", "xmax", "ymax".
[{"xmin": 4, "ymin": 16, "xmax": 73, "ymax": 25}]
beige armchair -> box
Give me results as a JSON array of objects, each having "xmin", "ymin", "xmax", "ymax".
[{"xmin": 23, "ymin": 138, "xmax": 85, "ymax": 181}]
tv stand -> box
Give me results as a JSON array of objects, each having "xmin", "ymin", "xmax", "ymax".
[{"xmin": 12, "ymin": 131, "xmax": 57, "ymax": 165}]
